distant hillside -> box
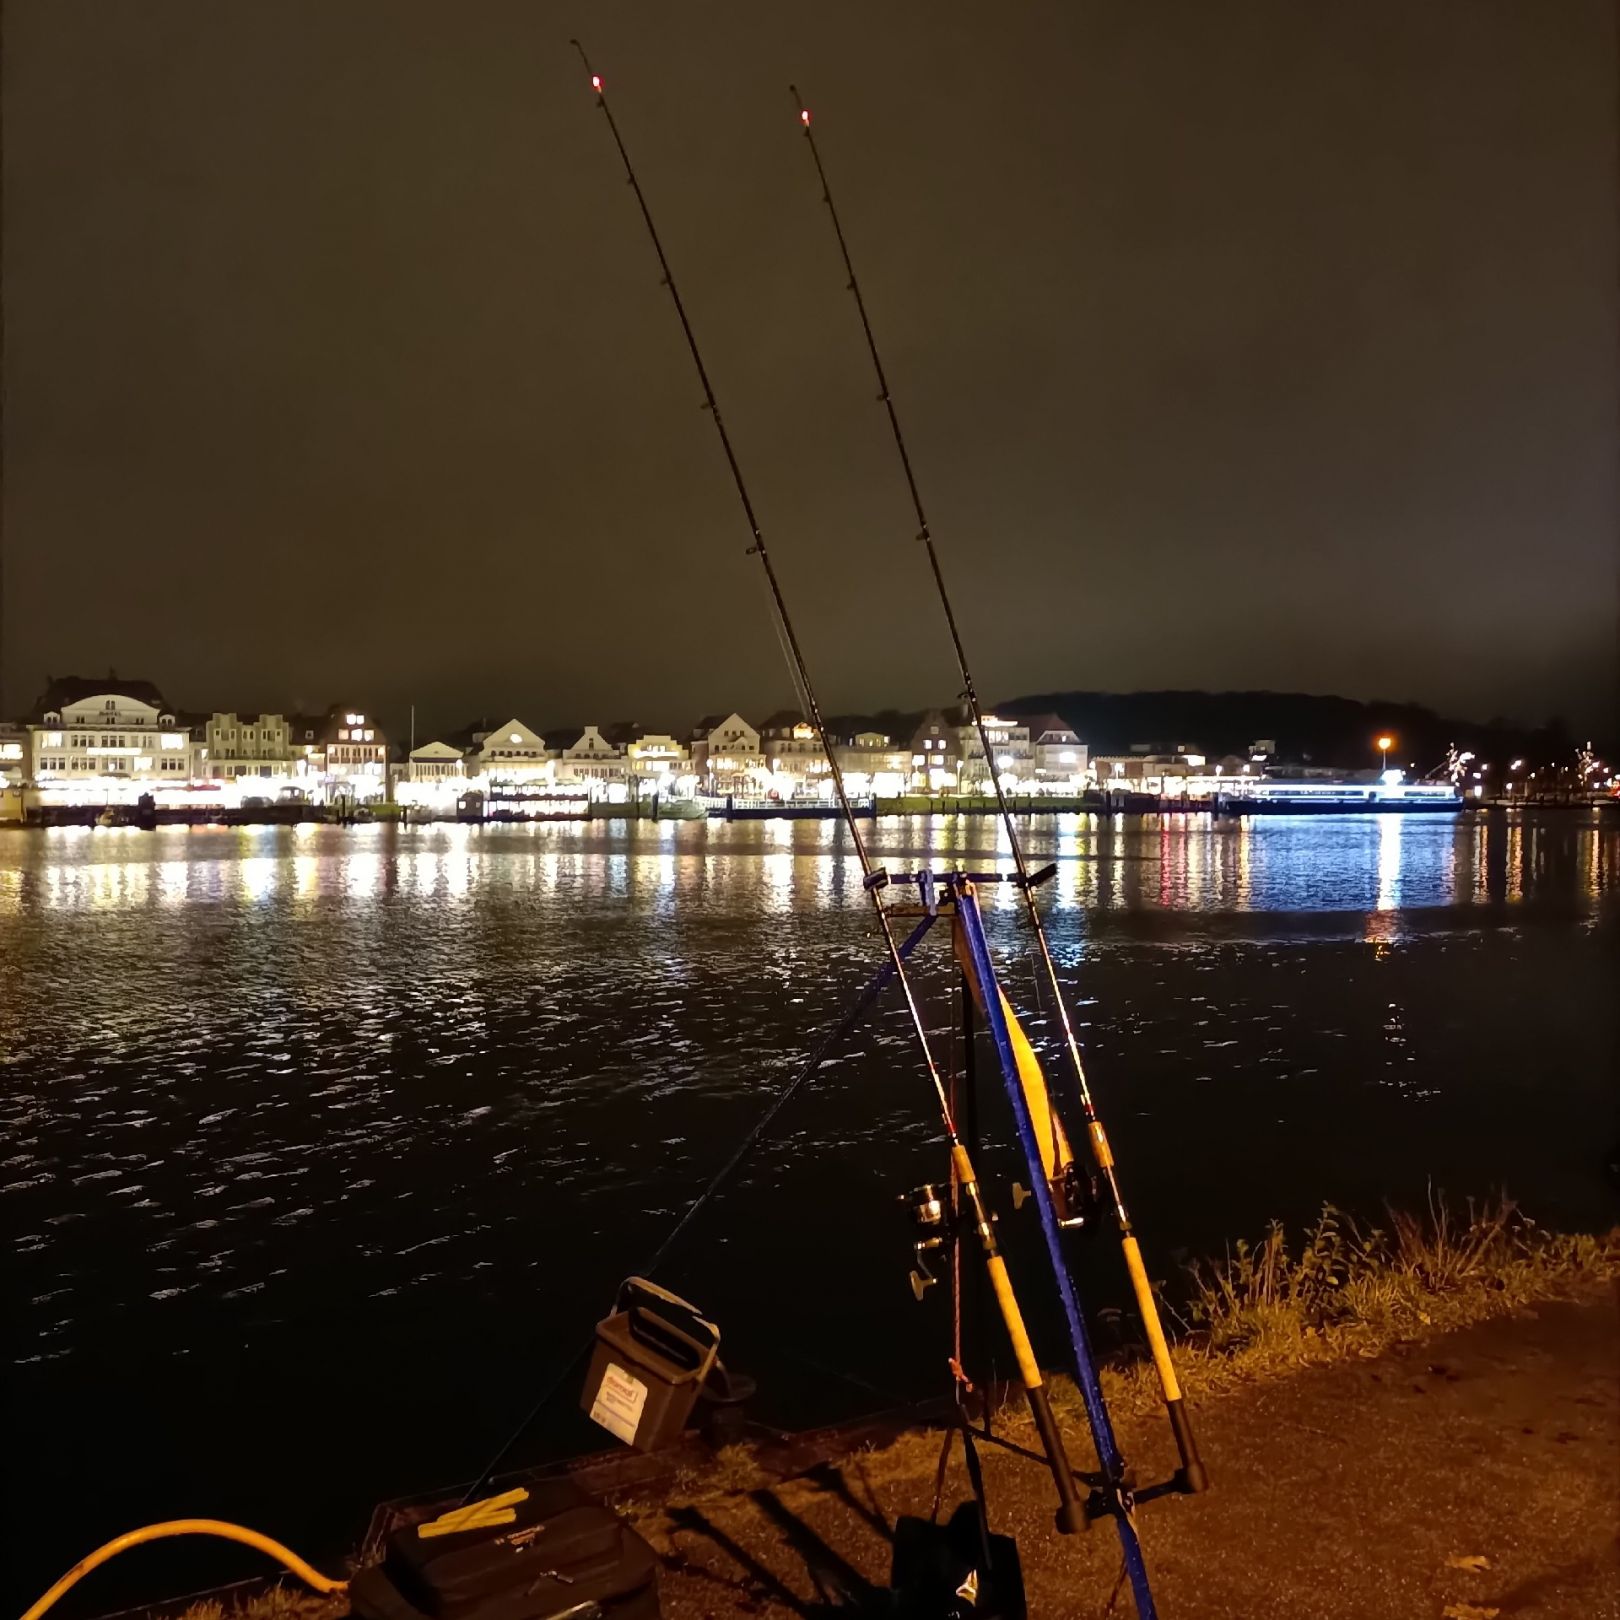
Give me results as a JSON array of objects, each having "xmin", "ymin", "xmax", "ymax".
[{"xmin": 992, "ymin": 689, "xmax": 1585, "ymax": 771}]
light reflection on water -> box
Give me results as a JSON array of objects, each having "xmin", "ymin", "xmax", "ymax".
[
  {"xmin": 0, "ymin": 809, "xmax": 1614, "ymax": 1606},
  {"xmin": 3, "ymin": 810, "xmax": 1612, "ymax": 921}
]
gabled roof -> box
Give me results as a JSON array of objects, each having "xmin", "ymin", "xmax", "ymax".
[
  {"xmin": 691, "ymin": 711, "xmax": 758, "ymax": 738},
  {"xmin": 34, "ymin": 675, "xmax": 170, "ymax": 718},
  {"xmin": 471, "ymin": 718, "xmax": 546, "ymax": 750},
  {"xmin": 1021, "ymin": 712, "xmax": 1078, "ymax": 740},
  {"xmin": 759, "ymin": 709, "xmax": 809, "ymax": 735}
]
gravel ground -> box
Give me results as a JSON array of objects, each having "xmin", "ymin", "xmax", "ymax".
[{"xmin": 642, "ymin": 1291, "xmax": 1619, "ymax": 1619}]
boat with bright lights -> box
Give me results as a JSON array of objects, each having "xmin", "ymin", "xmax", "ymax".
[{"xmin": 1213, "ymin": 778, "xmax": 1463, "ymax": 814}]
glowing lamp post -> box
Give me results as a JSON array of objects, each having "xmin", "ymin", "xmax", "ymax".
[{"xmin": 1376, "ymin": 734, "xmax": 1394, "ymax": 773}]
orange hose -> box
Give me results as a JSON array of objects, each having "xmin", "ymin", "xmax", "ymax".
[{"xmin": 20, "ymin": 1518, "xmax": 347, "ymax": 1620}]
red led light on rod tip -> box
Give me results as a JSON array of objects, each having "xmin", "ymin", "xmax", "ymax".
[
  {"xmin": 591, "ymin": 74, "xmax": 602, "ymax": 91},
  {"xmin": 800, "ymin": 109, "xmax": 811, "ymax": 125}
]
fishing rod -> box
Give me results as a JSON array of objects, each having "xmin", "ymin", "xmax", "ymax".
[
  {"xmin": 788, "ymin": 87, "xmax": 1207, "ymax": 1496},
  {"xmin": 571, "ymin": 43, "xmax": 1092, "ymax": 1540}
]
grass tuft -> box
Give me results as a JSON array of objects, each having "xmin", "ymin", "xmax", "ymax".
[
  {"xmin": 1183, "ymin": 1192, "xmax": 1613, "ymax": 1362},
  {"xmin": 174, "ymin": 1587, "xmax": 344, "ymax": 1620},
  {"xmin": 1034, "ymin": 1192, "xmax": 1618, "ymax": 1432}
]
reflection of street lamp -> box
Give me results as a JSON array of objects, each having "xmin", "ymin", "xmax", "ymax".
[{"xmin": 1377, "ymin": 734, "xmax": 1394, "ymax": 772}]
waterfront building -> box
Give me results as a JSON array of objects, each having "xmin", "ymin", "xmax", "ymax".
[
  {"xmin": 1092, "ymin": 745, "xmax": 1212, "ymax": 799},
  {"xmin": 465, "ymin": 718, "xmax": 552, "ymax": 786},
  {"xmin": 608, "ymin": 725, "xmax": 694, "ymax": 792},
  {"xmin": 26, "ymin": 676, "xmax": 196, "ymax": 789},
  {"xmin": 289, "ymin": 706, "xmax": 388, "ymax": 800},
  {"xmin": 690, "ymin": 712, "xmax": 764, "ymax": 795},
  {"xmin": 908, "ymin": 710, "xmax": 964, "ymax": 791},
  {"xmin": 1091, "ymin": 745, "xmax": 1270, "ymax": 800},
  {"xmin": 205, "ymin": 713, "xmax": 300, "ymax": 783},
  {"xmin": 0, "ymin": 721, "xmax": 25, "ymax": 785},
  {"xmin": 550, "ymin": 725, "xmax": 629, "ymax": 791},
  {"xmin": 953, "ymin": 712, "xmax": 1035, "ymax": 789},
  {"xmin": 388, "ymin": 739, "xmax": 471, "ymax": 811},
  {"xmin": 405, "ymin": 741, "xmax": 468, "ymax": 783},
  {"xmin": 761, "ymin": 711, "xmax": 832, "ymax": 798},
  {"xmin": 1024, "ymin": 714, "xmax": 1089, "ymax": 786},
  {"xmin": 834, "ymin": 730, "xmax": 913, "ymax": 796}
]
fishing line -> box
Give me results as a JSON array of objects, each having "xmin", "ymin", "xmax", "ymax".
[
  {"xmin": 787, "ymin": 85, "xmax": 1207, "ymax": 1498},
  {"xmin": 566, "ymin": 43, "xmax": 1092, "ymax": 1537}
]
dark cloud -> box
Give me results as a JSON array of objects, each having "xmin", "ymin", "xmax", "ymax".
[{"xmin": 3, "ymin": 0, "xmax": 1615, "ymax": 737}]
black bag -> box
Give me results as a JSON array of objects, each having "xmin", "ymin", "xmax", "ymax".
[
  {"xmin": 890, "ymin": 1504, "xmax": 1026, "ymax": 1620},
  {"xmin": 350, "ymin": 1480, "xmax": 660, "ymax": 1620}
]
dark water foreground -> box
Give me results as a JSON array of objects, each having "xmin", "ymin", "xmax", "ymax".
[{"xmin": 2, "ymin": 810, "xmax": 1614, "ymax": 1610}]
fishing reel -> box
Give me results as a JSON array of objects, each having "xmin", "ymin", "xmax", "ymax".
[
  {"xmin": 1011, "ymin": 1161, "xmax": 1105, "ymax": 1233},
  {"xmin": 899, "ymin": 1182, "xmax": 956, "ymax": 1301}
]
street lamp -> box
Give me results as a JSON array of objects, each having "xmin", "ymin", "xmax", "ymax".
[{"xmin": 1376, "ymin": 734, "xmax": 1394, "ymax": 772}]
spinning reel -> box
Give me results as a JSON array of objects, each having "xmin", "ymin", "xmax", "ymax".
[
  {"xmin": 899, "ymin": 1182, "xmax": 956, "ymax": 1301},
  {"xmin": 1011, "ymin": 1160, "xmax": 1105, "ymax": 1233}
]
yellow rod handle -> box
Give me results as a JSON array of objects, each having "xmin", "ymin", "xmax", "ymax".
[
  {"xmin": 21, "ymin": 1519, "xmax": 347, "ymax": 1620},
  {"xmin": 949, "ymin": 1142, "xmax": 1045, "ymax": 1391},
  {"xmin": 1121, "ymin": 1234, "xmax": 1182, "ymax": 1403},
  {"xmin": 985, "ymin": 1252, "xmax": 1045, "ymax": 1391}
]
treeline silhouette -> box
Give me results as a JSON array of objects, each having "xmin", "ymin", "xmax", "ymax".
[
  {"xmin": 994, "ymin": 689, "xmax": 1588, "ymax": 772},
  {"xmin": 826, "ymin": 691, "xmax": 1596, "ymax": 774}
]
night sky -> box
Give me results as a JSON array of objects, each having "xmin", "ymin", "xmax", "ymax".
[{"xmin": 3, "ymin": 1, "xmax": 1616, "ymax": 738}]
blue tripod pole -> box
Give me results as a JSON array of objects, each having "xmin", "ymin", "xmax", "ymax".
[{"xmin": 951, "ymin": 879, "xmax": 1158, "ymax": 1620}]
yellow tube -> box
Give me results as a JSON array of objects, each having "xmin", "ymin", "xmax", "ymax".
[
  {"xmin": 21, "ymin": 1519, "xmax": 347, "ymax": 1620},
  {"xmin": 953, "ymin": 921, "xmax": 1073, "ymax": 1180},
  {"xmin": 1121, "ymin": 1234, "xmax": 1182, "ymax": 1403}
]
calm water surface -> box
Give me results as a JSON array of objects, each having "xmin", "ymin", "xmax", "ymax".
[{"xmin": 2, "ymin": 811, "xmax": 1615, "ymax": 1606}]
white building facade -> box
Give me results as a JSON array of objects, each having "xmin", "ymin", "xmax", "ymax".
[
  {"xmin": 205, "ymin": 713, "xmax": 300, "ymax": 783},
  {"xmin": 691, "ymin": 713, "xmax": 764, "ymax": 795},
  {"xmin": 761, "ymin": 713, "xmax": 832, "ymax": 798},
  {"xmin": 28, "ymin": 679, "xmax": 197, "ymax": 791},
  {"xmin": 467, "ymin": 719, "xmax": 552, "ymax": 787},
  {"xmin": 553, "ymin": 725, "xmax": 629, "ymax": 790},
  {"xmin": 1024, "ymin": 715, "xmax": 1089, "ymax": 786},
  {"xmin": 954, "ymin": 714, "xmax": 1035, "ymax": 789},
  {"xmin": 835, "ymin": 731, "xmax": 912, "ymax": 796},
  {"xmin": 405, "ymin": 741, "xmax": 468, "ymax": 783},
  {"xmin": 619, "ymin": 728, "xmax": 694, "ymax": 792},
  {"xmin": 289, "ymin": 707, "xmax": 388, "ymax": 801}
]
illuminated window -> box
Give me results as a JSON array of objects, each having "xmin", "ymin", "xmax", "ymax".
[{"xmin": 339, "ymin": 728, "xmax": 351, "ymax": 741}]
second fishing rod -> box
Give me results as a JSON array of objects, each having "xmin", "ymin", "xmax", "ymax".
[
  {"xmin": 569, "ymin": 44, "xmax": 1121, "ymax": 1555},
  {"xmin": 788, "ymin": 87, "xmax": 1207, "ymax": 1496}
]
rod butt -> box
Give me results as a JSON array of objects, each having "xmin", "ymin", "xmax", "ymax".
[
  {"xmin": 1167, "ymin": 1397, "xmax": 1209, "ymax": 1493},
  {"xmin": 1025, "ymin": 1383, "xmax": 1088, "ymax": 1534}
]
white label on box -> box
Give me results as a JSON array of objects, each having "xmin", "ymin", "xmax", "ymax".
[{"xmin": 588, "ymin": 1361, "xmax": 649, "ymax": 1446}]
